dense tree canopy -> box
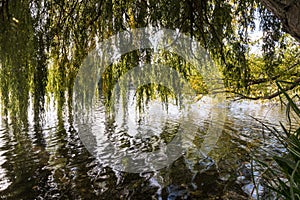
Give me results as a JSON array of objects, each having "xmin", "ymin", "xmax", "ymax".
[{"xmin": 0, "ymin": 0, "xmax": 299, "ymax": 122}]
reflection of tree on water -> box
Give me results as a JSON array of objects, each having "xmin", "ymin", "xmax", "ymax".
[
  {"xmin": 0, "ymin": 116, "xmax": 51, "ymax": 199},
  {"xmin": 105, "ymin": 118, "xmax": 179, "ymax": 153},
  {"xmin": 147, "ymin": 155, "xmax": 249, "ymax": 199}
]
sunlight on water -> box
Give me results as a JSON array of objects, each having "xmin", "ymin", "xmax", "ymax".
[
  {"xmin": 0, "ymin": 95, "xmax": 296, "ymax": 199},
  {"xmin": 0, "ymin": 130, "xmax": 11, "ymax": 192}
]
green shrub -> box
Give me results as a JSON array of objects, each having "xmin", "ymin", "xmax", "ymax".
[{"xmin": 258, "ymin": 81, "xmax": 300, "ymax": 200}]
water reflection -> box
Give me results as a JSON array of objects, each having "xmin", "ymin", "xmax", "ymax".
[
  {"xmin": 0, "ymin": 127, "xmax": 11, "ymax": 192},
  {"xmin": 0, "ymin": 94, "xmax": 293, "ymax": 199}
]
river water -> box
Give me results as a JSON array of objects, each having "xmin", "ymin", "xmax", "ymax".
[{"xmin": 0, "ymin": 94, "xmax": 296, "ymax": 199}]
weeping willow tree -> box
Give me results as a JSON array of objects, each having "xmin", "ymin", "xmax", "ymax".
[
  {"xmin": 0, "ymin": 0, "xmax": 299, "ymax": 123},
  {"xmin": 0, "ymin": 0, "xmax": 35, "ymax": 127}
]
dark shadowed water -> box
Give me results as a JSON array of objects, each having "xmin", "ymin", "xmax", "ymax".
[{"xmin": 0, "ymin": 96, "xmax": 296, "ymax": 200}]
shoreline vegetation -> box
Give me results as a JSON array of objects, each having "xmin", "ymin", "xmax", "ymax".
[{"xmin": 255, "ymin": 82, "xmax": 300, "ymax": 199}]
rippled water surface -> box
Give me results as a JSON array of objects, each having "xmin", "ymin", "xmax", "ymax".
[{"xmin": 0, "ymin": 96, "xmax": 296, "ymax": 199}]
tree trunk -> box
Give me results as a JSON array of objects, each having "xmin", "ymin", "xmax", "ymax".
[{"xmin": 260, "ymin": 0, "xmax": 300, "ymax": 43}]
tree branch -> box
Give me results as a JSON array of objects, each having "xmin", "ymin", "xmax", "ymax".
[{"xmin": 231, "ymin": 77, "xmax": 300, "ymax": 100}]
